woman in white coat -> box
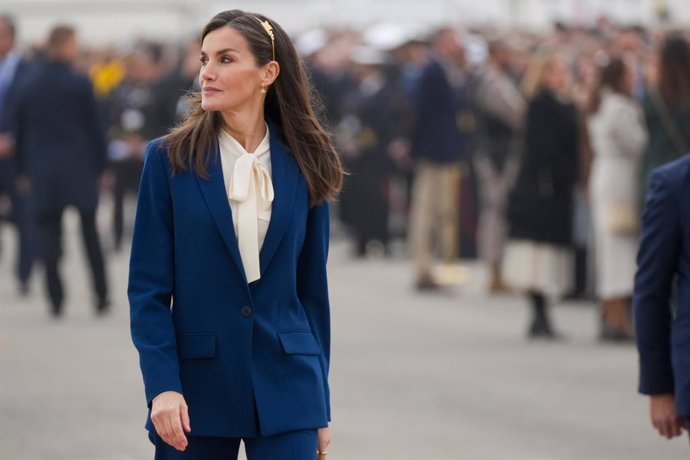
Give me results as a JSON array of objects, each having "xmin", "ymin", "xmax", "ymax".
[{"xmin": 588, "ymin": 56, "xmax": 648, "ymax": 342}]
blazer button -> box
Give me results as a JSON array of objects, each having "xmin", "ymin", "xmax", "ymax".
[{"xmin": 241, "ymin": 306, "xmax": 253, "ymax": 317}]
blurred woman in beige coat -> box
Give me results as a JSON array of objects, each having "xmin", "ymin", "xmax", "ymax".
[{"xmin": 588, "ymin": 56, "xmax": 648, "ymax": 342}]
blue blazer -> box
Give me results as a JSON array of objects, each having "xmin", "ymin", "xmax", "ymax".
[
  {"xmin": 633, "ymin": 154, "xmax": 690, "ymax": 416},
  {"xmin": 128, "ymin": 124, "xmax": 331, "ymax": 439}
]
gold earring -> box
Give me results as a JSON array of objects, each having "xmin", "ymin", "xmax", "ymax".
[{"xmin": 260, "ymin": 86, "xmax": 267, "ymax": 94}]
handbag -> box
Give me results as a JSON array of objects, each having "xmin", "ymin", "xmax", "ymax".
[{"xmin": 606, "ymin": 200, "xmax": 639, "ymax": 235}]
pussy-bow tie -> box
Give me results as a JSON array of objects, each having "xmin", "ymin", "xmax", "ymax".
[{"xmin": 228, "ymin": 153, "xmax": 274, "ymax": 283}]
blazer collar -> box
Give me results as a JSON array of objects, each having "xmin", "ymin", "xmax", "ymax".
[
  {"xmin": 196, "ymin": 119, "xmax": 299, "ymax": 283},
  {"xmin": 259, "ymin": 120, "xmax": 299, "ymax": 276}
]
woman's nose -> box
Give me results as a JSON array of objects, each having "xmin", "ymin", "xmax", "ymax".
[{"xmin": 200, "ymin": 64, "xmax": 215, "ymax": 82}]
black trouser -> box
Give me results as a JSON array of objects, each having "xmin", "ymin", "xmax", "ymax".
[
  {"xmin": 112, "ymin": 158, "xmax": 143, "ymax": 251},
  {"xmin": 36, "ymin": 207, "xmax": 107, "ymax": 314},
  {"xmin": 13, "ymin": 192, "xmax": 35, "ymax": 285}
]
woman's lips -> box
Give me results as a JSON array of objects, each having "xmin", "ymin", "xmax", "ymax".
[{"xmin": 202, "ymin": 87, "xmax": 221, "ymax": 95}]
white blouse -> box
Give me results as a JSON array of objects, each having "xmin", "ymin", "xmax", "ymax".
[{"xmin": 218, "ymin": 125, "xmax": 273, "ymax": 283}]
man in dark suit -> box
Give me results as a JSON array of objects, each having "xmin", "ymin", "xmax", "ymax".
[
  {"xmin": 0, "ymin": 14, "xmax": 34, "ymax": 294},
  {"xmin": 9, "ymin": 25, "xmax": 109, "ymax": 317},
  {"xmin": 633, "ymin": 154, "xmax": 690, "ymax": 441}
]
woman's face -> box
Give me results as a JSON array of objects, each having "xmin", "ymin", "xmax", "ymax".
[
  {"xmin": 199, "ymin": 26, "xmax": 273, "ymax": 113},
  {"xmin": 544, "ymin": 57, "xmax": 570, "ymax": 93}
]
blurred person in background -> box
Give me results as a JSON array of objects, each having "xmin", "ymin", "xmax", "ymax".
[
  {"xmin": 8, "ymin": 25, "xmax": 109, "ymax": 317},
  {"xmin": 338, "ymin": 47, "xmax": 412, "ymax": 257},
  {"xmin": 381, "ymin": 35, "xmax": 429, "ymax": 242},
  {"xmin": 504, "ymin": 52, "xmax": 580, "ymax": 339},
  {"xmin": 408, "ymin": 27, "xmax": 468, "ymax": 291},
  {"xmin": 614, "ymin": 25, "xmax": 649, "ymax": 101},
  {"xmin": 128, "ymin": 10, "xmax": 342, "ymax": 458},
  {"xmin": 588, "ymin": 56, "xmax": 648, "ymax": 342},
  {"xmin": 568, "ymin": 52, "xmax": 599, "ymax": 301},
  {"xmin": 473, "ymin": 38, "xmax": 526, "ymax": 293},
  {"xmin": 0, "ymin": 14, "xmax": 34, "ymax": 294},
  {"xmin": 153, "ymin": 36, "xmax": 201, "ymax": 134},
  {"xmin": 303, "ymin": 31, "xmax": 356, "ymax": 131},
  {"xmin": 107, "ymin": 42, "xmax": 165, "ymax": 252},
  {"xmin": 633, "ymin": 154, "xmax": 690, "ymax": 443},
  {"xmin": 641, "ymin": 33, "xmax": 690, "ymax": 198}
]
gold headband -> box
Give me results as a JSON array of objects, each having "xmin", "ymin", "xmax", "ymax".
[{"xmin": 255, "ymin": 17, "xmax": 275, "ymax": 61}]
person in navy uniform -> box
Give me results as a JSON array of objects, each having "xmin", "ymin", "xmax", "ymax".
[
  {"xmin": 9, "ymin": 25, "xmax": 109, "ymax": 316},
  {"xmin": 128, "ymin": 10, "xmax": 344, "ymax": 459}
]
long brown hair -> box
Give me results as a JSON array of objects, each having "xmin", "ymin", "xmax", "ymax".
[
  {"xmin": 521, "ymin": 52, "xmax": 555, "ymax": 100},
  {"xmin": 658, "ymin": 33, "xmax": 690, "ymax": 111},
  {"xmin": 164, "ymin": 10, "xmax": 343, "ymax": 206},
  {"xmin": 587, "ymin": 56, "xmax": 629, "ymax": 115}
]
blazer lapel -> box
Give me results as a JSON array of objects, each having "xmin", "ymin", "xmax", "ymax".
[
  {"xmin": 259, "ymin": 125, "xmax": 299, "ymax": 276},
  {"xmin": 195, "ymin": 142, "xmax": 248, "ymax": 284}
]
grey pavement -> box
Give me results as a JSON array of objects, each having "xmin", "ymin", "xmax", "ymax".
[{"xmin": 0, "ymin": 209, "xmax": 687, "ymax": 459}]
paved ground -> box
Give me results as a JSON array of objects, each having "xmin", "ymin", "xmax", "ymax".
[{"xmin": 0, "ymin": 209, "xmax": 688, "ymax": 459}]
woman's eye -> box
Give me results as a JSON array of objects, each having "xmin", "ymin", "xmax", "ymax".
[
  {"xmin": 199, "ymin": 57, "xmax": 208, "ymax": 65},
  {"xmin": 221, "ymin": 56, "xmax": 233, "ymax": 63}
]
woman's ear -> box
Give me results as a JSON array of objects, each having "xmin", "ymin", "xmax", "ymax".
[{"xmin": 261, "ymin": 61, "xmax": 280, "ymax": 87}]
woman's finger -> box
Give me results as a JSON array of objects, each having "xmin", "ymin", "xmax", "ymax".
[
  {"xmin": 181, "ymin": 402, "xmax": 192, "ymax": 433},
  {"xmin": 169, "ymin": 415, "xmax": 188, "ymax": 450}
]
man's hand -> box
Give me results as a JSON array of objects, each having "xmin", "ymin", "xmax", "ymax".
[
  {"xmin": 151, "ymin": 391, "xmax": 191, "ymax": 451},
  {"xmin": 0, "ymin": 133, "xmax": 15, "ymax": 158},
  {"xmin": 98, "ymin": 171, "xmax": 114, "ymax": 192},
  {"xmin": 16, "ymin": 175, "xmax": 30, "ymax": 195},
  {"xmin": 650, "ymin": 394, "xmax": 687, "ymax": 439}
]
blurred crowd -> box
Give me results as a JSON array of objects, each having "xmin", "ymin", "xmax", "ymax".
[{"xmin": 1, "ymin": 13, "xmax": 689, "ymax": 342}]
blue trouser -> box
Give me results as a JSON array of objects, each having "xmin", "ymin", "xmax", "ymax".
[{"xmin": 153, "ymin": 429, "xmax": 318, "ymax": 460}]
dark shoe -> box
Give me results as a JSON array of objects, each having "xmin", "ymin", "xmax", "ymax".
[
  {"xmin": 416, "ymin": 276, "xmax": 441, "ymax": 292},
  {"xmin": 95, "ymin": 298, "xmax": 111, "ymax": 316},
  {"xmin": 50, "ymin": 302, "xmax": 63, "ymax": 319},
  {"xmin": 528, "ymin": 320, "xmax": 564, "ymax": 341},
  {"xmin": 18, "ymin": 281, "xmax": 30, "ymax": 297},
  {"xmin": 599, "ymin": 325, "xmax": 634, "ymax": 343}
]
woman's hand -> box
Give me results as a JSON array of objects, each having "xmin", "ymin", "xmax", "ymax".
[
  {"xmin": 151, "ymin": 391, "xmax": 191, "ymax": 451},
  {"xmin": 317, "ymin": 426, "xmax": 331, "ymax": 457}
]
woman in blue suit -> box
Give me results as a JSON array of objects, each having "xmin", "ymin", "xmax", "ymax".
[{"xmin": 128, "ymin": 10, "xmax": 344, "ymax": 459}]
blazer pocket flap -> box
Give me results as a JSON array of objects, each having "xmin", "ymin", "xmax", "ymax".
[
  {"xmin": 278, "ymin": 331, "xmax": 321, "ymax": 355},
  {"xmin": 177, "ymin": 333, "xmax": 216, "ymax": 360}
]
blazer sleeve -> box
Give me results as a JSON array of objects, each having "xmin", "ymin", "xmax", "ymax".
[
  {"xmin": 128, "ymin": 141, "xmax": 183, "ymax": 406},
  {"xmin": 633, "ymin": 168, "xmax": 680, "ymax": 395},
  {"xmin": 297, "ymin": 200, "xmax": 332, "ymax": 421}
]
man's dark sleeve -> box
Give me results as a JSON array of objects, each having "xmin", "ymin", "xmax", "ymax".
[{"xmin": 633, "ymin": 168, "xmax": 680, "ymax": 395}]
